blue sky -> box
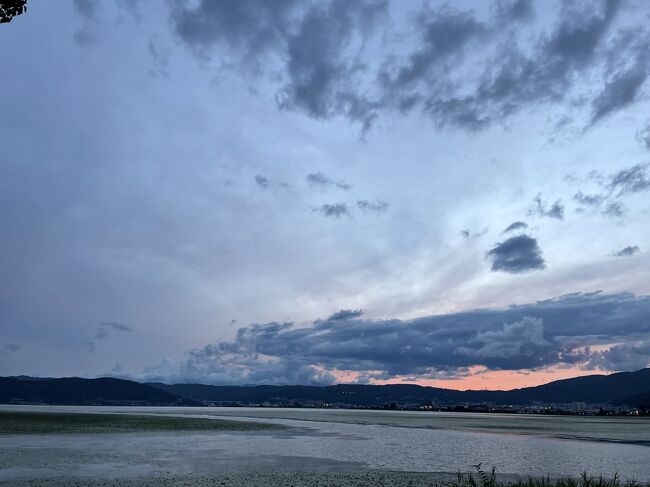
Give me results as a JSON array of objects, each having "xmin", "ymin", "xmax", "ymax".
[{"xmin": 1, "ymin": 0, "xmax": 649, "ymax": 387}]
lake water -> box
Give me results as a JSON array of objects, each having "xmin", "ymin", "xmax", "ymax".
[{"xmin": 1, "ymin": 406, "xmax": 649, "ymax": 482}]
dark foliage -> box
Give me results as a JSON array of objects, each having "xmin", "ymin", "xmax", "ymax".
[{"xmin": 0, "ymin": 0, "xmax": 27, "ymax": 24}]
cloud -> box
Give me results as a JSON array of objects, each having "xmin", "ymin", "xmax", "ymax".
[
  {"xmin": 585, "ymin": 340, "xmax": 650, "ymax": 371},
  {"xmin": 254, "ymin": 175, "xmax": 270, "ymax": 189},
  {"xmin": 601, "ymin": 200, "xmax": 625, "ymax": 217},
  {"xmin": 306, "ymin": 172, "xmax": 352, "ymax": 190},
  {"xmin": 87, "ymin": 321, "xmax": 132, "ymax": 353},
  {"xmin": 144, "ymin": 292, "xmax": 650, "ymax": 384},
  {"xmin": 502, "ymin": 221, "xmax": 528, "ymax": 233},
  {"xmin": 379, "ymin": 0, "xmax": 624, "ymax": 131},
  {"xmin": 607, "ymin": 163, "xmax": 650, "ymax": 196},
  {"xmin": 493, "ymin": 0, "xmax": 535, "ymax": 24},
  {"xmin": 312, "ymin": 203, "xmax": 351, "ymax": 218},
  {"xmin": 528, "ymin": 194, "xmax": 564, "ymax": 220},
  {"xmin": 460, "ymin": 227, "xmax": 488, "ymax": 239},
  {"xmin": 276, "ymin": 0, "xmax": 387, "ymax": 129},
  {"xmin": 73, "ymin": 0, "xmax": 98, "ymax": 20},
  {"xmin": 166, "ymin": 0, "xmax": 650, "ymax": 134},
  {"xmin": 325, "ymin": 309, "xmax": 363, "ymax": 321},
  {"xmin": 100, "ymin": 321, "xmax": 132, "ymax": 332},
  {"xmin": 637, "ymin": 120, "xmax": 650, "ymax": 150},
  {"xmin": 573, "ymin": 191, "xmax": 605, "ymax": 207},
  {"xmin": 2, "ymin": 343, "xmax": 21, "ymax": 353},
  {"xmin": 486, "ymin": 234, "xmax": 545, "ymax": 273},
  {"xmin": 72, "ymin": 0, "xmax": 100, "ymax": 46},
  {"xmin": 590, "ymin": 64, "xmax": 648, "ymax": 125},
  {"xmin": 379, "ymin": 6, "xmax": 486, "ymax": 92},
  {"xmin": 169, "ymin": 0, "xmax": 299, "ymax": 66},
  {"xmin": 455, "ymin": 317, "xmax": 551, "ymax": 367},
  {"xmin": 356, "ymin": 199, "xmax": 389, "ymax": 213},
  {"xmin": 171, "ymin": 0, "xmax": 387, "ymax": 130},
  {"xmin": 573, "ymin": 162, "xmax": 650, "ymax": 218},
  {"xmin": 613, "ymin": 245, "xmax": 640, "ymax": 258}
]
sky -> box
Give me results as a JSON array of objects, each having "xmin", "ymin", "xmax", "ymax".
[{"xmin": 0, "ymin": 0, "xmax": 649, "ymax": 390}]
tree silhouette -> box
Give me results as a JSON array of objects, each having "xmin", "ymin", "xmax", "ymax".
[{"xmin": 0, "ymin": 0, "xmax": 27, "ymax": 24}]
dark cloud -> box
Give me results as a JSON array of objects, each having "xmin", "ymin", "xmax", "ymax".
[
  {"xmin": 325, "ymin": 309, "xmax": 363, "ymax": 321},
  {"xmin": 87, "ymin": 321, "xmax": 132, "ymax": 353},
  {"xmin": 277, "ymin": 0, "xmax": 387, "ymax": 128},
  {"xmin": 306, "ymin": 172, "xmax": 352, "ymax": 190},
  {"xmin": 379, "ymin": 6, "xmax": 486, "ymax": 91},
  {"xmin": 590, "ymin": 65, "xmax": 647, "ymax": 125},
  {"xmin": 312, "ymin": 203, "xmax": 351, "ymax": 218},
  {"xmin": 502, "ymin": 221, "xmax": 528, "ymax": 233},
  {"xmin": 486, "ymin": 234, "xmax": 545, "ymax": 273},
  {"xmin": 613, "ymin": 245, "xmax": 640, "ymax": 258},
  {"xmin": 170, "ymin": 0, "xmax": 387, "ymax": 129},
  {"xmin": 157, "ymin": 292, "xmax": 650, "ymax": 384},
  {"xmin": 356, "ymin": 199, "xmax": 388, "ymax": 213},
  {"xmin": 381, "ymin": 0, "xmax": 625, "ymax": 130},
  {"xmin": 528, "ymin": 194, "xmax": 564, "ymax": 220},
  {"xmin": 254, "ymin": 175, "xmax": 269, "ymax": 189},
  {"xmin": 2, "ymin": 343, "xmax": 21, "ymax": 353},
  {"xmin": 169, "ymin": 0, "xmax": 298, "ymax": 65},
  {"xmin": 168, "ymin": 0, "xmax": 650, "ymax": 133}
]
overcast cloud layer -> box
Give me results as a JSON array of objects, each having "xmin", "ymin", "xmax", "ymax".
[{"xmin": 0, "ymin": 0, "xmax": 649, "ymax": 385}]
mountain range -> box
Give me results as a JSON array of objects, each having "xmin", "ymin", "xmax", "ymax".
[
  {"xmin": 1, "ymin": 368, "xmax": 649, "ymax": 408},
  {"xmin": 149, "ymin": 368, "xmax": 650, "ymax": 407}
]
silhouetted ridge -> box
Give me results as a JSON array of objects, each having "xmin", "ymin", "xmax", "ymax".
[
  {"xmin": 0, "ymin": 377, "xmax": 199, "ymax": 406},
  {"xmin": 148, "ymin": 368, "xmax": 650, "ymax": 407}
]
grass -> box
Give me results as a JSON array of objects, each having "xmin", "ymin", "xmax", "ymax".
[
  {"xmin": 442, "ymin": 465, "xmax": 647, "ymax": 487},
  {"xmin": 0, "ymin": 410, "xmax": 285, "ymax": 435}
]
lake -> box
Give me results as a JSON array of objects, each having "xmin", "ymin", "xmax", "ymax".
[{"xmin": 1, "ymin": 406, "xmax": 649, "ymax": 482}]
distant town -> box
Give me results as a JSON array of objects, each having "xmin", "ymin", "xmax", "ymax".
[{"xmin": 196, "ymin": 399, "xmax": 650, "ymax": 416}]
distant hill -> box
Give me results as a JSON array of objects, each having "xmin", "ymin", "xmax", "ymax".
[
  {"xmin": 149, "ymin": 368, "xmax": 650, "ymax": 407},
  {"xmin": 0, "ymin": 377, "xmax": 199, "ymax": 406},
  {"xmin": 2, "ymin": 369, "xmax": 648, "ymax": 408}
]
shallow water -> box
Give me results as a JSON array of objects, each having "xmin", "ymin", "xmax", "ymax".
[{"xmin": 1, "ymin": 406, "xmax": 649, "ymax": 481}]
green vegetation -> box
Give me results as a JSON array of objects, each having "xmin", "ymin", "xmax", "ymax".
[{"xmin": 0, "ymin": 410, "xmax": 284, "ymax": 434}]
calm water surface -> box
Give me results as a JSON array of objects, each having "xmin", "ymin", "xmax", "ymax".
[{"xmin": 1, "ymin": 406, "xmax": 649, "ymax": 481}]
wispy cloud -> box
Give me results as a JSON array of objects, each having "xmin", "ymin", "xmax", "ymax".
[
  {"xmin": 528, "ymin": 194, "xmax": 564, "ymax": 220},
  {"xmin": 87, "ymin": 322, "xmax": 132, "ymax": 353},
  {"xmin": 312, "ymin": 203, "xmax": 351, "ymax": 218},
  {"xmin": 356, "ymin": 199, "xmax": 389, "ymax": 213},
  {"xmin": 307, "ymin": 172, "xmax": 352, "ymax": 191}
]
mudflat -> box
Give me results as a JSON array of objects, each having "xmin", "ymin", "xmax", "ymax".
[{"xmin": 0, "ymin": 411, "xmax": 284, "ymax": 435}]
